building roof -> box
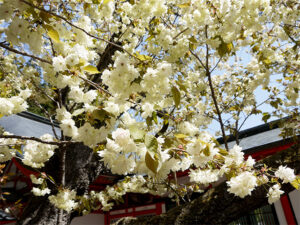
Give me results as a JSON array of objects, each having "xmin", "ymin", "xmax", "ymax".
[
  {"xmin": 0, "ymin": 111, "xmax": 59, "ymax": 138},
  {"xmin": 0, "ymin": 111, "xmax": 288, "ymax": 152},
  {"xmin": 217, "ymin": 118, "xmax": 288, "ymax": 151}
]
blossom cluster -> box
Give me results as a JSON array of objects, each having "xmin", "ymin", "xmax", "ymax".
[
  {"xmin": 49, "ymin": 189, "xmax": 78, "ymax": 212},
  {"xmin": 0, "ymin": 89, "xmax": 31, "ymax": 116},
  {"xmin": 0, "ymin": 132, "xmax": 18, "ymax": 162},
  {"xmin": 22, "ymin": 134, "xmax": 57, "ymax": 168}
]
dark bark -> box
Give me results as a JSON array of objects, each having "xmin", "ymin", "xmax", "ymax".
[
  {"xmin": 114, "ymin": 142, "xmax": 300, "ymax": 225},
  {"xmin": 16, "ymin": 196, "xmax": 71, "ymax": 225},
  {"xmin": 93, "ymin": 33, "xmax": 122, "ymax": 86},
  {"xmin": 16, "ymin": 143, "xmax": 107, "ymax": 225}
]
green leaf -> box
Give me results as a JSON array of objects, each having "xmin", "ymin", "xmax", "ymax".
[
  {"xmin": 39, "ymin": 11, "xmax": 52, "ymax": 23},
  {"xmin": 163, "ymin": 137, "xmax": 174, "ymax": 148},
  {"xmin": 83, "ymin": 65, "xmax": 100, "ymax": 74},
  {"xmin": 145, "ymin": 134, "xmax": 158, "ymax": 154},
  {"xmin": 174, "ymin": 133, "xmax": 187, "ymax": 139},
  {"xmin": 271, "ymin": 177, "xmax": 278, "ymax": 183},
  {"xmin": 47, "ymin": 175, "xmax": 56, "ymax": 184},
  {"xmin": 291, "ymin": 176, "xmax": 300, "ymax": 190},
  {"xmin": 228, "ymin": 105, "xmax": 239, "ymax": 111},
  {"xmin": 44, "ymin": 25, "xmax": 61, "ymax": 43},
  {"xmin": 216, "ymin": 36, "xmax": 233, "ymax": 57},
  {"xmin": 225, "ymin": 170, "xmax": 236, "ymax": 180},
  {"xmin": 262, "ymin": 113, "xmax": 271, "ymax": 123},
  {"xmin": 219, "ymin": 148, "xmax": 228, "ymax": 156},
  {"xmin": 188, "ymin": 36, "xmax": 197, "ymax": 43},
  {"xmin": 252, "ymin": 45, "xmax": 260, "ymax": 52},
  {"xmin": 144, "ymin": 135, "xmax": 161, "ymax": 173},
  {"xmin": 152, "ymin": 111, "xmax": 158, "ymax": 124},
  {"xmin": 176, "ymin": 80, "xmax": 187, "ymax": 92},
  {"xmin": 287, "ymin": 69, "xmax": 294, "ymax": 74},
  {"xmin": 91, "ymin": 109, "xmax": 107, "ymax": 122},
  {"xmin": 103, "ymin": 0, "xmax": 113, "ymax": 4},
  {"xmin": 270, "ymin": 101, "xmax": 278, "ymax": 109},
  {"xmin": 145, "ymin": 152, "xmax": 161, "ymax": 174},
  {"xmin": 12, "ymin": 146, "xmax": 23, "ymax": 155},
  {"xmin": 203, "ymin": 146, "xmax": 210, "ymax": 156},
  {"xmin": 150, "ymin": 18, "xmax": 160, "ymax": 25},
  {"xmin": 263, "ymin": 58, "xmax": 272, "ymax": 65},
  {"xmin": 146, "ymin": 34, "xmax": 155, "ymax": 42},
  {"xmin": 172, "ymin": 86, "xmax": 181, "ymax": 108},
  {"xmin": 177, "ymin": 2, "xmax": 191, "ymax": 8},
  {"xmin": 134, "ymin": 52, "xmax": 152, "ymax": 61},
  {"xmin": 189, "ymin": 42, "xmax": 196, "ymax": 51},
  {"xmin": 77, "ymin": 58, "xmax": 87, "ymax": 67},
  {"xmin": 146, "ymin": 117, "xmax": 152, "ymax": 127}
]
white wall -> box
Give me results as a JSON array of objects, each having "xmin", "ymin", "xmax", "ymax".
[
  {"xmin": 273, "ymin": 190, "xmax": 300, "ymax": 225},
  {"xmin": 71, "ymin": 213, "xmax": 105, "ymax": 225},
  {"xmin": 289, "ymin": 189, "xmax": 300, "ymax": 224},
  {"xmin": 274, "ymin": 200, "xmax": 287, "ymax": 225}
]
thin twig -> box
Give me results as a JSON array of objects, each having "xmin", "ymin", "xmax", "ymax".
[
  {"xmin": 235, "ymin": 111, "xmax": 240, "ymax": 145},
  {"xmin": 207, "ymin": 75, "xmax": 228, "ymax": 150},
  {"xmin": 173, "ymin": 28, "xmax": 189, "ymax": 39},
  {"xmin": 31, "ymin": 81, "xmax": 59, "ymax": 106},
  {"xmin": 189, "ymin": 49, "xmax": 206, "ymax": 70},
  {"xmin": 191, "ymin": 26, "xmax": 229, "ymax": 150},
  {"xmin": 0, "ymin": 42, "xmax": 51, "ymax": 64},
  {"xmin": 163, "ymin": 181, "xmax": 186, "ymax": 205},
  {"xmin": 0, "ymin": 135, "xmax": 73, "ymax": 146},
  {"xmin": 32, "ymin": 99, "xmax": 59, "ymax": 139},
  {"xmin": 238, "ymin": 90, "xmax": 284, "ymax": 131},
  {"xmin": 210, "ymin": 56, "xmax": 223, "ymax": 73},
  {"xmin": 56, "ymin": 89, "xmax": 66, "ymax": 141},
  {"xmin": 78, "ymin": 75, "xmax": 112, "ymax": 96},
  {"xmin": 22, "ymin": 70, "xmax": 59, "ymax": 106},
  {"xmin": 203, "ymin": 112, "xmax": 233, "ymax": 131}
]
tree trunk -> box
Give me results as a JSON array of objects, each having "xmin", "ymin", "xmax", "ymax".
[
  {"xmin": 17, "ymin": 143, "xmax": 107, "ymax": 225},
  {"xmin": 114, "ymin": 141, "xmax": 300, "ymax": 225},
  {"xmin": 16, "ymin": 196, "xmax": 72, "ymax": 225}
]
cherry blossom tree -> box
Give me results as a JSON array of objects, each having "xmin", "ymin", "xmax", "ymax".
[{"xmin": 0, "ymin": 0, "xmax": 299, "ymax": 224}]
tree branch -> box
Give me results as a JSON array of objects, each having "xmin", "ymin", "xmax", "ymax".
[
  {"xmin": 31, "ymin": 80, "xmax": 59, "ymax": 106},
  {"xmin": 210, "ymin": 56, "xmax": 222, "ymax": 73},
  {"xmin": 237, "ymin": 90, "xmax": 285, "ymax": 131},
  {"xmin": 0, "ymin": 42, "xmax": 52, "ymax": 64},
  {"xmin": 0, "ymin": 135, "xmax": 73, "ymax": 146},
  {"xmin": 173, "ymin": 28, "xmax": 189, "ymax": 39},
  {"xmin": 31, "ymin": 99, "xmax": 59, "ymax": 140},
  {"xmin": 78, "ymin": 75, "xmax": 111, "ymax": 97},
  {"xmin": 189, "ymin": 49, "xmax": 206, "ymax": 70},
  {"xmin": 190, "ymin": 26, "xmax": 228, "ymax": 150}
]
